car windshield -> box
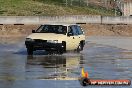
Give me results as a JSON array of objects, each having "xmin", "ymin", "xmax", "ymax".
[{"xmin": 36, "ymin": 25, "xmax": 67, "ymax": 34}]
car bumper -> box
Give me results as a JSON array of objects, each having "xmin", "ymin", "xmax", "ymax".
[{"xmin": 25, "ymin": 41, "xmax": 63, "ymax": 51}]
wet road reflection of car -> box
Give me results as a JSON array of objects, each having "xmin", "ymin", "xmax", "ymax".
[
  {"xmin": 0, "ymin": 36, "xmax": 132, "ymax": 88},
  {"xmin": 26, "ymin": 55, "xmax": 84, "ymax": 80}
]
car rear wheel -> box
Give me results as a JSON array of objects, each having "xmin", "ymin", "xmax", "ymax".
[
  {"xmin": 77, "ymin": 44, "xmax": 81, "ymax": 53},
  {"xmin": 77, "ymin": 43, "xmax": 83, "ymax": 53}
]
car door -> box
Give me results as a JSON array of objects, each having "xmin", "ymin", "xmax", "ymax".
[{"xmin": 66, "ymin": 25, "xmax": 79, "ymax": 50}]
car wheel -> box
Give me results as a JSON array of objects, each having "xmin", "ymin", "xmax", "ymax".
[
  {"xmin": 81, "ymin": 41, "xmax": 85, "ymax": 50},
  {"xmin": 27, "ymin": 48, "xmax": 33, "ymax": 55},
  {"xmin": 77, "ymin": 44, "xmax": 82, "ymax": 53},
  {"xmin": 81, "ymin": 43, "xmax": 84, "ymax": 50},
  {"xmin": 58, "ymin": 49, "xmax": 63, "ymax": 55}
]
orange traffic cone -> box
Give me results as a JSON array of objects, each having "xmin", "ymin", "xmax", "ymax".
[{"xmin": 81, "ymin": 68, "xmax": 89, "ymax": 78}]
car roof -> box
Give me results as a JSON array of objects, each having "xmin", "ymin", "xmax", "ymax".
[{"xmin": 41, "ymin": 23, "xmax": 78, "ymax": 26}]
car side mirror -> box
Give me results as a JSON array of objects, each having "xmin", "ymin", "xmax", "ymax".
[
  {"xmin": 32, "ymin": 30, "xmax": 36, "ymax": 33},
  {"xmin": 67, "ymin": 32, "xmax": 73, "ymax": 36}
]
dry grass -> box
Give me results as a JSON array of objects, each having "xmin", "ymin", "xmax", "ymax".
[{"xmin": 0, "ymin": 0, "xmax": 115, "ymax": 16}]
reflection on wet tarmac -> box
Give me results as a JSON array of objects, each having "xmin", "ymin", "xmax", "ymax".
[
  {"xmin": 26, "ymin": 55, "xmax": 83, "ymax": 80},
  {"xmin": 0, "ymin": 36, "xmax": 132, "ymax": 88}
]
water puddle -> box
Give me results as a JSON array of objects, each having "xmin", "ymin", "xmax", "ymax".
[{"xmin": 0, "ymin": 37, "xmax": 132, "ymax": 88}]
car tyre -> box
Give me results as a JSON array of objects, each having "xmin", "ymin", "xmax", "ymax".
[
  {"xmin": 77, "ymin": 43, "xmax": 82, "ymax": 53},
  {"xmin": 27, "ymin": 48, "xmax": 33, "ymax": 55},
  {"xmin": 58, "ymin": 49, "xmax": 63, "ymax": 55}
]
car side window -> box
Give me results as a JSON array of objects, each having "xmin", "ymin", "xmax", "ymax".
[
  {"xmin": 68, "ymin": 26, "xmax": 73, "ymax": 36},
  {"xmin": 71, "ymin": 25, "xmax": 78, "ymax": 35},
  {"xmin": 68, "ymin": 26, "xmax": 72, "ymax": 33},
  {"xmin": 76, "ymin": 25, "xmax": 83, "ymax": 35},
  {"xmin": 68, "ymin": 25, "xmax": 83, "ymax": 36}
]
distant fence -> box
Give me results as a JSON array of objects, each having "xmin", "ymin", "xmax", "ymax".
[{"xmin": 0, "ymin": 16, "xmax": 132, "ymax": 24}]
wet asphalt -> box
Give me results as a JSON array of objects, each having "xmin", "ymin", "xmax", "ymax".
[{"xmin": 0, "ymin": 36, "xmax": 132, "ymax": 88}]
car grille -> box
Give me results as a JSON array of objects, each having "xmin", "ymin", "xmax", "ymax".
[{"xmin": 34, "ymin": 39, "xmax": 47, "ymax": 43}]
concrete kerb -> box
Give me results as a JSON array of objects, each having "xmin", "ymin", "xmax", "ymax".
[{"xmin": 0, "ymin": 16, "xmax": 132, "ymax": 25}]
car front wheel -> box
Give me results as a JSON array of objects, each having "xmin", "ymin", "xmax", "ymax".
[
  {"xmin": 27, "ymin": 48, "xmax": 33, "ymax": 55},
  {"xmin": 58, "ymin": 48, "xmax": 64, "ymax": 54}
]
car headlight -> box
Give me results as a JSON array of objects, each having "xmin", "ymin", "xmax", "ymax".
[
  {"xmin": 47, "ymin": 40, "xmax": 58, "ymax": 43},
  {"xmin": 26, "ymin": 38, "xmax": 34, "ymax": 42}
]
